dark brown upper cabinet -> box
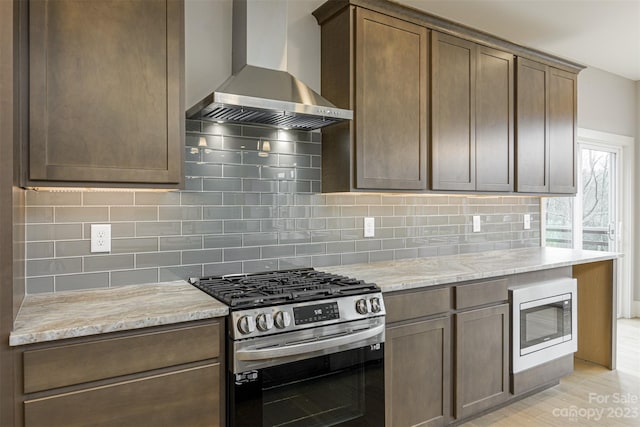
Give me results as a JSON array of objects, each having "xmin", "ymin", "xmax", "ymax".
[
  {"xmin": 431, "ymin": 32, "xmax": 514, "ymax": 192},
  {"xmin": 516, "ymin": 58, "xmax": 577, "ymax": 194},
  {"xmin": 314, "ymin": 0, "xmax": 582, "ymax": 195},
  {"xmin": 314, "ymin": 6, "xmax": 428, "ymax": 192},
  {"xmin": 27, "ymin": 0, "xmax": 184, "ymax": 188},
  {"xmin": 548, "ymin": 67, "xmax": 578, "ymax": 194}
]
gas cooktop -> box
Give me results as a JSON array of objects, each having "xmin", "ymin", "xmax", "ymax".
[{"xmin": 189, "ymin": 268, "xmax": 379, "ymax": 310}]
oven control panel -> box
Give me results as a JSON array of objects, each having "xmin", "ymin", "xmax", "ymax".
[
  {"xmin": 230, "ymin": 292, "xmax": 385, "ymax": 339},
  {"xmin": 293, "ymin": 302, "xmax": 340, "ymax": 325}
]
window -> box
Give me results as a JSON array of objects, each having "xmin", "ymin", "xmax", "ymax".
[
  {"xmin": 544, "ymin": 148, "xmax": 616, "ymax": 251},
  {"xmin": 544, "ymin": 197, "xmax": 573, "ymax": 249}
]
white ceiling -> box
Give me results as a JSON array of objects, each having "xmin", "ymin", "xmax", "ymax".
[{"xmin": 398, "ymin": 0, "xmax": 640, "ymax": 81}]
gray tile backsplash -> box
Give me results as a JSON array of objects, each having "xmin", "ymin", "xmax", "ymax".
[{"xmin": 24, "ymin": 121, "xmax": 541, "ymax": 293}]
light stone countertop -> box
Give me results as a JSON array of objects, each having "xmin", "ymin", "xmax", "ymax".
[
  {"xmin": 9, "ymin": 247, "xmax": 620, "ymax": 346},
  {"xmin": 323, "ymin": 247, "xmax": 620, "ymax": 293},
  {"xmin": 10, "ymin": 280, "xmax": 228, "ymax": 346}
]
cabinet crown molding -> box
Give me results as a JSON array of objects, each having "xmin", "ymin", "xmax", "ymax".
[{"xmin": 313, "ymin": 0, "xmax": 586, "ymax": 74}]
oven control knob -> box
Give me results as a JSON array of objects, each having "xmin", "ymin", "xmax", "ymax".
[
  {"xmin": 355, "ymin": 299, "xmax": 368, "ymax": 315},
  {"xmin": 370, "ymin": 297, "xmax": 381, "ymax": 313},
  {"xmin": 256, "ymin": 313, "xmax": 274, "ymax": 331},
  {"xmin": 237, "ymin": 315, "xmax": 256, "ymax": 335},
  {"xmin": 274, "ymin": 311, "xmax": 291, "ymax": 329}
]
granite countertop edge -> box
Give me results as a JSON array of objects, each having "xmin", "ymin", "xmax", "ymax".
[{"xmin": 10, "ymin": 280, "xmax": 228, "ymax": 347}]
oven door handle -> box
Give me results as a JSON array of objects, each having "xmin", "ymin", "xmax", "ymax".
[{"xmin": 236, "ymin": 324, "xmax": 385, "ymax": 361}]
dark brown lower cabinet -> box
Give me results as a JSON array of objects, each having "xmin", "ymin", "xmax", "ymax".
[
  {"xmin": 383, "ymin": 271, "xmax": 587, "ymax": 425},
  {"xmin": 24, "ymin": 364, "xmax": 219, "ymax": 427},
  {"xmin": 20, "ymin": 320, "xmax": 224, "ymax": 427},
  {"xmin": 454, "ymin": 304, "xmax": 510, "ymax": 420},
  {"xmin": 385, "ymin": 317, "xmax": 451, "ymax": 427}
]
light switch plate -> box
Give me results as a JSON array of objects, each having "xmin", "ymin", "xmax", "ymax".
[
  {"xmin": 472, "ymin": 216, "xmax": 481, "ymax": 233},
  {"xmin": 524, "ymin": 214, "xmax": 531, "ymax": 230},
  {"xmin": 364, "ymin": 217, "xmax": 375, "ymax": 238},
  {"xmin": 91, "ymin": 224, "xmax": 111, "ymax": 253}
]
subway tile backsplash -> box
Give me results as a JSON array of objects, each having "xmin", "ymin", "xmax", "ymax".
[{"xmin": 24, "ymin": 121, "xmax": 541, "ymax": 293}]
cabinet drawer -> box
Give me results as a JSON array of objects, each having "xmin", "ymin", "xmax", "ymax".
[
  {"xmin": 23, "ymin": 322, "xmax": 220, "ymax": 394},
  {"xmin": 455, "ymin": 279, "xmax": 507, "ymax": 310},
  {"xmin": 385, "ymin": 287, "xmax": 450, "ymax": 323},
  {"xmin": 24, "ymin": 363, "xmax": 220, "ymax": 427}
]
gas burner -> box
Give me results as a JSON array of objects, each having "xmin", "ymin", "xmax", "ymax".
[{"xmin": 190, "ymin": 268, "xmax": 379, "ymax": 309}]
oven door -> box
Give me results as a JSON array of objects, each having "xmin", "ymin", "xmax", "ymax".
[
  {"xmin": 229, "ymin": 318, "xmax": 385, "ymax": 427},
  {"xmin": 519, "ymin": 293, "xmax": 572, "ymax": 355}
]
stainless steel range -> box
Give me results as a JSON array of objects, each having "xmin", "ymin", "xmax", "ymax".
[{"xmin": 190, "ymin": 268, "xmax": 386, "ymax": 427}]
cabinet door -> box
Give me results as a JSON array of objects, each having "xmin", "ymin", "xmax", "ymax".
[
  {"xmin": 386, "ymin": 317, "xmax": 450, "ymax": 427},
  {"xmin": 476, "ymin": 47, "xmax": 514, "ymax": 192},
  {"xmin": 355, "ymin": 9, "xmax": 428, "ymax": 190},
  {"xmin": 515, "ymin": 58, "xmax": 549, "ymax": 192},
  {"xmin": 431, "ymin": 33, "xmax": 475, "ymax": 191},
  {"xmin": 454, "ymin": 304, "xmax": 509, "ymax": 420},
  {"xmin": 549, "ymin": 67, "xmax": 577, "ymax": 194},
  {"xmin": 29, "ymin": 0, "xmax": 183, "ymax": 187},
  {"xmin": 24, "ymin": 364, "xmax": 220, "ymax": 427}
]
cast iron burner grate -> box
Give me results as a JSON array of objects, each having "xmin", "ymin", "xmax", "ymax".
[{"xmin": 189, "ymin": 268, "xmax": 378, "ymax": 309}]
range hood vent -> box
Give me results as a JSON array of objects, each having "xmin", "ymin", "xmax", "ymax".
[
  {"xmin": 201, "ymin": 104, "xmax": 346, "ymax": 131},
  {"xmin": 187, "ymin": 65, "xmax": 351, "ymax": 131},
  {"xmin": 187, "ymin": 0, "xmax": 352, "ymax": 131}
]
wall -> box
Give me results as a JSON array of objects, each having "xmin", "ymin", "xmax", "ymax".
[
  {"xmin": 184, "ymin": 0, "xmax": 231, "ymax": 108},
  {"xmin": 0, "ymin": 1, "xmax": 13, "ymax": 422},
  {"xmin": 23, "ymin": 0, "xmax": 640, "ymax": 296},
  {"xmin": 24, "ymin": 0, "xmax": 582, "ymax": 294},
  {"xmin": 184, "ymin": 0, "xmax": 323, "ymax": 109},
  {"xmin": 0, "ymin": 0, "xmax": 23, "ymax": 423},
  {"xmin": 637, "ymin": 81, "xmax": 640, "ymax": 310},
  {"xmin": 24, "ymin": 121, "xmax": 540, "ymax": 293},
  {"xmin": 578, "ymin": 66, "xmax": 639, "ymax": 305},
  {"xmin": 578, "ymin": 67, "xmax": 637, "ymax": 138}
]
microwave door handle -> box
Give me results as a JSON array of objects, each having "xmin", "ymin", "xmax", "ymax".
[{"xmin": 236, "ymin": 324, "xmax": 385, "ymax": 361}]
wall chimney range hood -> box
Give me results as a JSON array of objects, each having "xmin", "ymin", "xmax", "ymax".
[{"xmin": 186, "ymin": 0, "xmax": 352, "ymax": 131}]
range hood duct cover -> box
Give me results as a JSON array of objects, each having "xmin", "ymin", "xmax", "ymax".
[{"xmin": 186, "ymin": 0, "xmax": 352, "ymax": 131}]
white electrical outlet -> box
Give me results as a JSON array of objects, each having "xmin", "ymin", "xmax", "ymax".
[
  {"xmin": 524, "ymin": 214, "xmax": 531, "ymax": 230},
  {"xmin": 472, "ymin": 215, "xmax": 481, "ymax": 233},
  {"xmin": 364, "ymin": 217, "xmax": 375, "ymax": 238},
  {"xmin": 91, "ymin": 224, "xmax": 111, "ymax": 253}
]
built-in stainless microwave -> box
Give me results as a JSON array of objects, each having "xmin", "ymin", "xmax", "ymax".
[{"xmin": 509, "ymin": 278, "xmax": 577, "ymax": 373}]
